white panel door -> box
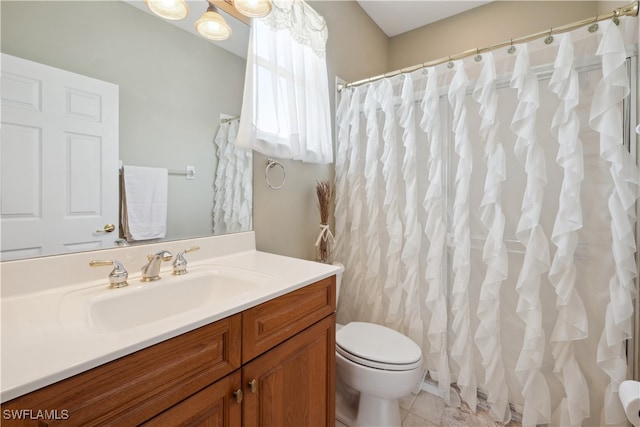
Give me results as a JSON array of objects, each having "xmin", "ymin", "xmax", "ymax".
[{"xmin": 1, "ymin": 53, "xmax": 119, "ymax": 260}]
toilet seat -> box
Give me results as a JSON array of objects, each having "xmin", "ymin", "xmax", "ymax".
[{"xmin": 336, "ymin": 322, "xmax": 422, "ymax": 371}]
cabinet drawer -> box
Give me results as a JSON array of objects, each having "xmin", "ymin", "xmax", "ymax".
[
  {"xmin": 1, "ymin": 314, "xmax": 241, "ymax": 427},
  {"xmin": 242, "ymin": 276, "xmax": 336, "ymax": 363}
]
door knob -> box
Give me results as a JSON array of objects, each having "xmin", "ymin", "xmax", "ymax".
[
  {"xmin": 248, "ymin": 379, "xmax": 257, "ymax": 393},
  {"xmin": 96, "ymin": 224, "xmax": 116, "ymax": 233},
  {"xmin": 233, "ymin": 389, "xmax": 243, "ymax": 404}
]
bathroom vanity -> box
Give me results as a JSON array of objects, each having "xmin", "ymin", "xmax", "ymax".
[{"xmin": 1, "ymin": 232, "xmax": 339, "ymax": 426}]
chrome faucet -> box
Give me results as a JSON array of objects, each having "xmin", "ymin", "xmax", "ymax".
[{"xmin": 141, "ymin": 250, "xmax": 173, "ymax": 282}]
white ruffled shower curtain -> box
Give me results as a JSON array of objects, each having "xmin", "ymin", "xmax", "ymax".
[
  {"xmin": 335, "ymin": 18, "xmax": 638, "ymax": 427},
  {"xmin": 212, "ymin": 119, "xmax": 253, "ymax": 234}
]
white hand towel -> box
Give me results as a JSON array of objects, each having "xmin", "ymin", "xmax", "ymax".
[{"xmin": 123, "ymin": 165, "xmax": 168, "ymax": 241}]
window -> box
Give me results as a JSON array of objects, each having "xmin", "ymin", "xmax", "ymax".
[{"xmin": 236, "ymin": 0, "xmax": 333, "ymax": 164}]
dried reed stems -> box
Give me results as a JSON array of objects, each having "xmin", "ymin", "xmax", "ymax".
[
  {"xmin": 316, "ymin": 180, "xmax": 333, "ymax": 262},
  {"xmin": 316, "ymin": 180, "xmax": 332, "ymax": 224}
]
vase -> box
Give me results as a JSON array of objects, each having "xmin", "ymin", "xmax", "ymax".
[{"xmin": 315, "ymin": 223, "xmax": 334, "ymax": 264}]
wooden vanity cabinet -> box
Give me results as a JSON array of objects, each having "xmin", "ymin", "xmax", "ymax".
[{"xmin": 1, "ymin": 276, "xmax": 336, "ymax": 427}]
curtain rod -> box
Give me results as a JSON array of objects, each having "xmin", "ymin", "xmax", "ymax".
[{"xmin": 338, "ymin": 1, "xmax": 639, "ymax": 92}]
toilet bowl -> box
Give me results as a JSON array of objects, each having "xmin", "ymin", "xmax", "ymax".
[{"xmin": 334, "ymin": 264, "xmax": 423, "ymax": 427}]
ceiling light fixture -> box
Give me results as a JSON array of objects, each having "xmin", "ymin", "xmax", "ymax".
[
  {"xmin": 233, "ymin": 0, "xmax": 272, "ymax": 18},
  {"xmin": 146, "ymin": 0, "xmax": 272, "ymax": 42},
  {"xmin": 144, "ymin": 0, "xmax": 189, "ymax": 20},
  {"xmin": 195, "ymin": 4, "xmax": 232, "ymax": 41}
]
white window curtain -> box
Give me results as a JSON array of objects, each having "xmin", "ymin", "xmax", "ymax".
[{"xmin": 236, "ymin": 0, "xmax": 333, "ymax": 164}]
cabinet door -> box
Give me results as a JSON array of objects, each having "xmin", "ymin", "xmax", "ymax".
[
  {"xmin": 242, "ymin": 314, "xmax": 335, "ymax": 427},
  {"xmin": 141, "ymin": 371, "xmax": 242, "ymax": 427}
]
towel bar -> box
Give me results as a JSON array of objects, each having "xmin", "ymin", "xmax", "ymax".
[{"xmin": 119, "ymin": 166, "xmax": 195, "ymax": 180}]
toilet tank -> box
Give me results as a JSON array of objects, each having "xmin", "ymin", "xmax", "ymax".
[{"xmin": 333, "ymin": 262, "xmax": 344, "ymax": 304}]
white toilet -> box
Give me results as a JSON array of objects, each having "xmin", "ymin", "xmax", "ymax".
[{"xmin": 334, "ymin": 266, "xmax": 423, "ymax": 427}]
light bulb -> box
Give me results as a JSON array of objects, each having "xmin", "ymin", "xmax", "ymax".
[
  {"xmin": 195, "ymin": 6, "xmax": 232, "ymax": 41},
  {"xmin": 145, "ymin": 0, "xmax": 189, "ymax": 20},
  {"xmin": 233, "ymin": 0, "xmax": 272, "ymax": 18},
  {"xmin": 203, "ymin": 21, "xmax": 222, "ymax": 32}
]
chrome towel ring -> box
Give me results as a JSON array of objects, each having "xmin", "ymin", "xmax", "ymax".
[{"xmin": 265, "ymin": 158, "xmax": 286, "ymax": 190}]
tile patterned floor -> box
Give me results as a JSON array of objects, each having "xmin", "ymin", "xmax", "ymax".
[
  {"xmin": 336, "ymin": 390, "xmax": 522, "ymax": 427},
  {"xmin": 400, "ymin": 391, "xmax": 522, "ymax": 427}
]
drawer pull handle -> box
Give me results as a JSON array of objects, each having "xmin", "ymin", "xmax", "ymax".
[
  {"xmin": 248, "ymin": 379, "xmax": 257, "ymax": 393},
  {"xmin": 233, "ymin": 389, "xmax": 243, "ymax": 404}
]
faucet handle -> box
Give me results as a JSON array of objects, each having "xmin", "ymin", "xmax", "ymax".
[
  {"xmin": 146, "ymin": 250, "xmax": 173, "ymax": 262},
  {"xmin": 173, "ymin": 246, "xmax": 200, "ymax": 275},
  {"xmin": 90, "ymin": 260, "xmax": 129, "ymax": 289}
]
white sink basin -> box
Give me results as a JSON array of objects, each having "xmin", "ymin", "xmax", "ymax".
[{"xmin": 59, "ymin": 265, "xmax": 273, "ymax": 333}]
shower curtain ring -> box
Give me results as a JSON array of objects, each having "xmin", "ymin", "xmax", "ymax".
[
  {"xmin": 544, "ymin": 28, "xmax": 554, "ymax": 44},
  {"xmin": 507, "ymin": 39, "xmax": 516, "ymax": 54},
  {"xmin": 612, "ymin": 9, "xmax": 620, "ymax": 25},
  {"xmin": 447, "ymin": 56, "xmax": 454, "ymax": 68},
  {"xmin": 474, "ymin": 48, "xmax": 482, "ymax": 62},
  {"xmin": 589, "ymin": 15, "xmax": 599, "ymax": 32}
]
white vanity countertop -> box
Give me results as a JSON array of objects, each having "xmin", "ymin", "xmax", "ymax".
[{"xmin": 1, "ymin": 233, "xmax": 341, "ymax": 402}]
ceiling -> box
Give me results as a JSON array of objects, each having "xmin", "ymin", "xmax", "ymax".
[{"xmin": 356, "ymin": 1, "xmax": 492, "ymax": 37}]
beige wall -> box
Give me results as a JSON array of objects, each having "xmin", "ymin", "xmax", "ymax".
[
  {"xmin": 597, "ymin": 0, "xmax": 630, "ymax": 14},
  {"xmin": 252, "ymin": 1, "xmax": 389, "ymax": 259},
  {"xmin": 388, "ymin": 1, "xmax": 599, "ymax": 70},
  {"xmin": 315, "ymin": 0, "xmax": 391, "ymax": 85}
]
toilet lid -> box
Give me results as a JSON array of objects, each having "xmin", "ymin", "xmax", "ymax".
[{"xmin": 336, "ymin": 322, "xmax": 422, "ymax": 370}]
